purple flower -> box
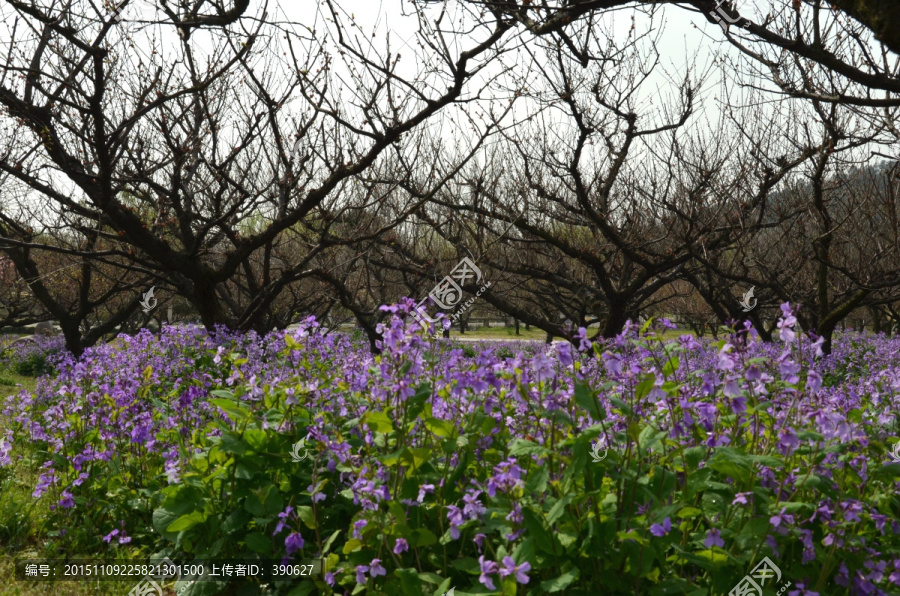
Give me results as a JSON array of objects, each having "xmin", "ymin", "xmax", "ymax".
[
  {"xmin": 499, "ymin": 556, "xmax": 531, "ymax": 584},
  {"xmin": 447, "ymin": 505, "xmax": 464, "ymax": 540},
  {"xmin": 369, "ymin": 559, "xmax": 386, "ymax": 577},
  {"xmin": 800, "ymin": 529, "xmax": 816, "ymax": 564},
  {"xmin": 285, "ymin": 532, "xmax": 304, "ymax": 555},
  {"xmin": 353, "ymin": 519, "xmax": 368, "ymax": 539},
  {"xmin": 0, "ymin": 434, "xmax": 11, "ymax": 467},
  {"xmin": 650, "ymin": 517, "xmax": 672, "ymax": 537},
  {"xmin": 393, "ymin": 538, "xmax": 408, "ymax": 554},
  {"xmin": 129, "ymin": 422, "xmax": 152, "ymax": 445},
  {"xmin": 355, "ymin": 565, "xmax": 368, "ymax": 585},
  {"xmin": 58, "ymin": 490, "xmax": 75, "ymax": 509},
  {"xmin": 530, "ymin": 353, "xmax": 555, "ymax": 382},
  {"xmin": 733, "ymin": 492, "xmax": 751, "ymax": 506},
  {"xmin": 478, "ymin": 555, "xmax": 499, "ymax": 590},
  {"xmin": 274, "ymin": 506, "xmax": 294, "ymax": 535},
  {"xmin": 417, "ymin": 483, "xmax": 435, "ymax": 503},
  {"xmin": 704, "ymin": 529, "xmax": 724, "ymax": 548},
  {"xmin": 787, "ymin": 583, "xmax": 820, "ymax": 596},
  {"xmin": 473, "ymin": 533, "xmax": 486, "ymax": 553},
  {"xmin": 777, "ymin": 427, "xmax": 800, "ymax": 456},
  {"xmin": 770, "ymin": 508, "xmax": 795, "ymax": 530},
  {"xmin": 307, "ymin": 483, "xmax": 326, "ymax": 503}
]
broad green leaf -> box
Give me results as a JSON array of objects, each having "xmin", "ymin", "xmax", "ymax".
[
  {"xmin": 364, "ymin": 410, "xmax": 395, "ymax": 434},
  {"xmin": 508, "ymin": 438, "xmax": 552, "ymax": 458},
  {"xmin": 424, "ymin": 417, "xmax": 455, "ymax": 438},
  {"xmin": 296, "ymin": 505, "xmax": 317, "ymax": 529},
  {"xmin": 166, "ymin": 511, "xmax": 206, "ymax": 533},
  {"xmin": 243, "ymin": 532, "xmax": 272, "ymax": 554},
  {"xmin": 635, "ymin": 374, "xmax": 656, "ymax": 400},
  {"xmin": 574, "ymin": 382, "xmax": 605, "ymax": 420},
  {"xmin": 407, "ymin": 383, "xmax": 432, "ymax": 421},
  {"xmin": 541, "ymin": 570, "xmax": 579, "ymax": 592},
  {"xmin": 522, "ymin": 508, "xmax": 557, "ymax": 555},
  {"xmin": 393, "ymin": 568, "xmax": 424, "ymax": 596}
]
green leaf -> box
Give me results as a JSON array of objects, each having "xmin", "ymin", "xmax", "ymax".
[
  {"xmin": 522, "ymin": 508, "xmax": 557, "ymax": 555},
  {"xmin": 707, "ymin": 448, "xmax": 753, "ymax": 484},
  {"xmin": 574, "ymin": 382, "xmax": 605, "ymax": 419},
  {"xmin": 616, "ymin": 530, "xmax": 649, "ymax": 546},
  {"xmin": 243, "ymin": 532, "xmax": 272, "ymax": 554},
  {"xmin": 210, "ymin": 398, "xmax": 251, "ymax": 422},
  {"xmin": 152, "ymin": 507, "xmax": 184, "ymax": 539},
  {"xmin": 244, "ymin": 484, "xmax": 283, "ymax": 517},
  {"xmin": 525, "ymin": 467, "xmax": 549, "ymax": 494},
  {"xmin": 508, "ymin": 438, "xmax": 552, "ymax": 458},
  {"xmin": 364, "ymin": 410, "xmax": 395, "ymax": 434},
  {"xmin": 296, "ymin": 505, "xmax": 317, "ymax": 529},
  {"xmin": 242, "ymin": 428, "xmax": 268, "ymax": 452},
  {"xmin": 410, "ymin": 528, "xmax": 438, "ymax": 548},
  {"xmin": 166, "ymin": 510, "xmax": 206, "ymax": 533},
  {"xmin": 662, "ymin": 357, "xmax": 680, "ymax": 378},
  {"xmin": 694, "ymin": 549, "xmax": 730, "ymax": 565},
  {"xmin": 677, "ymin": 507, "xmax": 703, "ymax": 519},
  {"xmin": 634, "ymin": 374, "xmax": 656, "ymax": 400},
  {"xmin": 682, "ymin": 446, "xmax": 705, "ymax": 469},
  {"xmin": 407, "ymin": 383, "xmax": 432, "ymax": 421},
  {"xmin": 323, "ymin": 530, "xmax": 341, "ymax": 554},
  {"xmin": 547, "ymin": 495, "xmax": 574, "ymax": 525},
  {"xmin": 343, "ymin": 538, "xmax": 363, "ymax": 554},
  {"xmin": 541, "ymin": 570, "xmax": 579, "ymax": 592},
  {"xmin": 218, "ymin": 431, "xmax": 247, "ymax": 455},
  {"xmin": 393, "ymin": 568, "xmax": 424, "ymax": 596},
  {"xmin": 221, "ymin": 508, "xmax": 251, "ymax": 534},
  {"xmin": 608, "ymin": 396, "xmax": 633, "ymax": 416},
  {"xmin": 424, "ymin": 417, "xmax": 455, "ymax": 438}
]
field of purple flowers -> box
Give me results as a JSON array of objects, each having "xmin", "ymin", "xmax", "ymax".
[{"xmin": 2, "ymin": 300, "xmax": 900, "ymax": 596}]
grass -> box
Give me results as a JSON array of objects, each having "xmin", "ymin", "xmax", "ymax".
[
  {"xmin": 447, "ymin": 325, "xmax": 549, "ymax": 340},
  {"xmin": 0, "ymin": 366, "xmax": 160, "ymax": 596},
  {"xmin": 444, "ymin": 325, "xmax": 699, "ymax": 342}
]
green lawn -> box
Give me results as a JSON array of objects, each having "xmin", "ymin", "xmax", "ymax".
[{"xmin": 444, "ymin": 325, "xmax": 699, "ymax": 342}]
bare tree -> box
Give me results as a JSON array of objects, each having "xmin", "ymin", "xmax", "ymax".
[{"xmin": 0, "ymin": 0, "xmax": 516, "ymax": 348}]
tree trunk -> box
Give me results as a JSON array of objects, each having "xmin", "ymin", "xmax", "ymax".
[
  {"xmin": 514, "ymin": 318, "xmax": 520, "ymax": 335},
  {"xmin": 871, "ymin": 307, "xmax": 883, "ymax": 334},
  {"xmin": 602, "ymin": 304, "xmax": 628, "ymax": 338},
  {"xmin": 60, "ymin": 320, "xmax": 84, "ymax": 358},
  {"xmin": 193, "ymin": 278, "xmax": 228, "ymax": 330},
  {"xmin": 819, "ymin": 324, "xmax": 836, "ymax": 356}
]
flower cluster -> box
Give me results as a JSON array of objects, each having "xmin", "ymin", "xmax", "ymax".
[{"xmin": 2, "ymin": 301, "xmax": 900, "ymax": 594}]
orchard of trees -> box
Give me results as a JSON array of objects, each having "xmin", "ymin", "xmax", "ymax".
[{"xmin": 1, "ymin": 0, "xmax": 899, "ymax": 356}]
